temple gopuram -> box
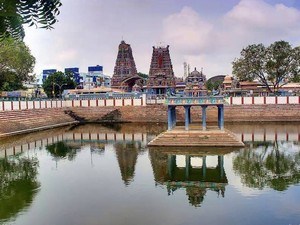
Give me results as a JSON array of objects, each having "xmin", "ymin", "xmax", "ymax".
[
  {"xmin": 184, "ymin": 67, "xmax": 207, "ymax": 96},
  {"xmin": 111, "ymin": 40, "xmax": 143, "ymax": 92},
  {"xmin": 146, "ymin": 45, "xmax": 176, "ymax": 94}
]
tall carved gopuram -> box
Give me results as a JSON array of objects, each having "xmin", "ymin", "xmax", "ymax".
[
  {"xmin": 111, "ymin": 40, "xmax": 139, "ymax": 91},
  {"xmin": 146, "ymin": 45, "xmax": 176, "ymax": 94}
]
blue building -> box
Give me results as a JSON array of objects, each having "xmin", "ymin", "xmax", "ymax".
[
  {"xmin": 83, "ymin": 65, "xmax": 110, "ymax": 88},
  {"xmin": 41, "ymin": 65, "xmax": 110, "ymax": 89},
  {"xmin": 42, "ymin": 69, "xmax": 57, "ymax": 82},
  {"xmin": 65, "ymin": 67, "xmax": 82, "ymax": 85}
]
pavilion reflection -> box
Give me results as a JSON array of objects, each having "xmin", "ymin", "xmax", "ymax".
[{"xmin": 149, "ymin": 147, "xmax": 237, "ymax": 207}]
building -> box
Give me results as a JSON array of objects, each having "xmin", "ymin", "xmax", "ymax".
[
  {"xmin": 111, "ymin": 40, "xmax": 142, "ymax": 92},
  {"xmin": 42, "ymin": 66, "xmax": 110, "ymax": 90},
  {"xmin": 42, "ymin": 69, "xmax": 57, "ymax": 82},
  {"xmin": 146, "ymin": 45, "xmax": 175, "ymax": 94},
  {"xmin": 184, "ymin": 67, "xmax": 207, "ymax": 96},
  {"xmin": 65, "ymin": 67, "xmax": 82, "ymax": 85},
  {"xmin": 81, "ymin": 65, "xmax": 110, "ymax": 89}
]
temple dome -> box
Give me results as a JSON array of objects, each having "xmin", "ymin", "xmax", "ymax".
[
  {"xmin": 190, "ymin": 67, "xmax": 202, "ymax": 77},
  {"xmin": 224, "ymin": 75, "xmax": 233, "ymax": 81}
]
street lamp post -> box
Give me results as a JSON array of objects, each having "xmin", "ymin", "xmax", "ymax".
[{"xmin": 54, "ymin": 83, "xmax": 67, "ymax": 99}]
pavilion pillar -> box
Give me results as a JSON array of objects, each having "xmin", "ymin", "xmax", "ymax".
[
  {"xmin": 168, "ymin": 106, "xmax": 173, "ymax": 131},
  {"xmin": 218, "ymin": 105, "xmax": 224, "ymax": 130},
  {"xmin": 218, "ymin": 155, "xmax": 224, "ymax": 179},
  {"xmin": 173, "ymin": 107, "xmax": 176, "ymax": 127},
  {"xmin": 188, "ymin": 106, "xmax": 191, "ymax": 124},
  {"xmin": 167, "ymin": 155, "xmax": 175, "ymax": 178},
  {"xmin": 185, "ymin": 155, "xmax": 191, "ymax": 179},
  {"xmin": 201, "ymin": 106, "xmax": 207, "ymax": 131},
  {"xmin": 202, "ymin": 156, "xmax": 206, "ymax": 178},
  {"xmin": 184, "ymin": 106, "xmax": 191, "ymax": 131}
]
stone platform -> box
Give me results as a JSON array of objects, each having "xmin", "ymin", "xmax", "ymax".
[{"xmin": 148, "ymin": 125, "xmax": 244, "ymax": 147}]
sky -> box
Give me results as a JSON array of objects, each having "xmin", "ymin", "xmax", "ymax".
[{"xmin": 23, "ymin": 0, "xmax": 300, "ymax": 79}]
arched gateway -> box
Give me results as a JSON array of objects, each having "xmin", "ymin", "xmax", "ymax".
[{"xmin": 165, "ymin": 96, "xmax": 224, "ymax": 131}]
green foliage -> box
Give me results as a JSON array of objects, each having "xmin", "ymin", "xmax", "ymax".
[
  {"xmin": 0, "ymin": 37, "xmax": 35, "ymax": 91},
  {"xmin": 206, "ymin": 80, "xmax": 222, "ymax": 91},
  {"xmin": 233, "ymin": 142, "xmax": 300, "ymax": 191},
  {"xmin": 137, "ymin": 72, "xmax": 148, "ymax": 79},
  {"xmin": 232, "ymin": 41, "xmax": 300, "ymax": 92},
  {"xmin": 42, "ymin": 71, "xmax": 76, "ymax": 98},
  {"xmin": 0, "ymin": 0, "xmax": 62, "ymax": 40},
  {"xmin": 46, "ymin": 141, "xmax": 78, "ymax": 161},
  {"xmin": 0, "ymin": 155, "xmax": 40, "ymax": 221}
]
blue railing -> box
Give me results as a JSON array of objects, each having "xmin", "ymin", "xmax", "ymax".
[{"xmin": 165, "ymin": 96, "xmax": 225, "ymax": 105}]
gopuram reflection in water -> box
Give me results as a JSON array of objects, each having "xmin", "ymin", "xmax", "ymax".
[{"xmin": 149, "ymin": 147, "xmax": 234, "ymax": 207}]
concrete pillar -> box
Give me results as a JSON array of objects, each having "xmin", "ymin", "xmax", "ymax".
[
  {"xmin": 184, "ymin": 106, "xmax": 190, "ymax": 131},
  {"xmin": 218, "ymin": 155, "xmax": 224, "ymax": 179},
  {"xmin": 185, "ymin": 155, "xmax": 191, "ymax": 179},
  {"xmin": 218, "ymin": 105, "xmax": 224, "ymax": 130},
  {"xmin": 202, "ymin": 156, "xmax": 206, "ymax": 179},
  {"xmin": 188, "ymin": 106, "xmax": 191, "ymax": 124},
  {"xmin": 168, "ymin": 155, "xmax": 176, "ymax": 179},
  {"xmin": 168, "ymin": 106, "xmax": 173, "ymax": 131},
  {"xmin": 202, "ymin": 106, "xmax": 207, "ymax": 131},
  {"xmin": 172, "ymin": 107, "xmax": 176, "ymax": 127}
]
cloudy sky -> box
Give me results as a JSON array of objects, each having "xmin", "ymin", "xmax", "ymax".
[{"xmin": 24, "ymin": 0, "xmax": 300, "ymax": 79}]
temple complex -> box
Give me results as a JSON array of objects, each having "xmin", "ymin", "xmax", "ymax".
[
  {"xmin": 146, "ymin": 45, "xmax": 176, "ymax": 94},
  {"xmin": 111, "ymin": 40, "xmax": 142, "ymax": 92},
  {"xmin": 184, "ymin": 67, "xmax": 207, "ymax": 96}
]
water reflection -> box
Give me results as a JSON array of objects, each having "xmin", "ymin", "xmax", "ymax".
[
  {"xmin": 149, "ymin": 147, "xmax": 236, "ymax": 207},
  {"xmin": 114, "ymin": 142, "xmax": 140, "ymax": 185},
  {"xmin": 0, "ymin": 123, "xmax": 299, "ymax": 225},
  {"xmin": 0, "ymin": 155, "xmax": 40, "ymax": 223},
  {"xmin": 46, "ymin": 141, "xmax": 80, "ymax": 161},
  {"xmin": 233, "ymin": 141, "xmax": 300, "ymax": 191}
]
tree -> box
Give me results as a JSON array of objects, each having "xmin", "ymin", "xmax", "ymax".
[
  {"xmin": 233, "ymin": 141, "xmax": 300, "ymax": 191},
  {"xmin": 206, "ymin": 80, "xmax": 222, "ymax": 92},
  {"xmin": 46, "ymin": 141, "xmax": 79, "ymax": 161},
  {"xmin": 137, "ymin": 72, "xmax": 148, "ymax": 79},
  {"xmin": 42, "ymin": 71, "xmax": 76, "ymax": 98},
  {"xmin": 232, "ymin": 41, "xmax": 300, "ymax": 93},
  {"xmin": 0, "ymin": 155, "xmax": 40, "ymax": 221},
  {"xmin": 0, "ymin": 0, "xmax": 62, "ymax": 40},
  {"xmin": 0, "ymin": 37, "xmax": 35, "ymax": 91}
]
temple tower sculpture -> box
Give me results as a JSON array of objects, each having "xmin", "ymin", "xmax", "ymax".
[
  {"xmin": 185, "ymin": 67, "xmax": 207, "ymax": 96},
  {"xmin": 146, "ymin": 45, "xmax": 175, "ymax": 94},
  {"xmin": 111, "ymin": 40, "xmax": 138, "ymax": 91}
]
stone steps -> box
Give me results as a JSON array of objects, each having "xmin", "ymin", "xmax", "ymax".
[
  {"xmin": 0, "ymin": 108, "xmax": 76, "ymax": 136},
  {"xmin": 148, "ymin": 126, "xmax": 244, "ymax": 147}
]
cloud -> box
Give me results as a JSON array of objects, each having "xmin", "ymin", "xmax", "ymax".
[
  {"xmin": 161, "ymin": 0, "xmax": 300, "ymax": 77},
  {"xmin": 24, "ymin": 0, "xmax": 300, "ymax": 79},
  {"xmin": 225, "ymin": 0, "xmax": 300, "ymax": 30},
  {"xmin": 162, "ymin": 6, "xmax": 214, "ymax": 55},
  {"xmin": 56, "ymin": 49, "xmax": 79, "ymax": 63}
]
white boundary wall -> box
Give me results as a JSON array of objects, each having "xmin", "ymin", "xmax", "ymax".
[
  {"xmin": 0, "ymin": 94, "xmax": 147, "ymax": 112},
  {"xmin": 0, "ymin": 95, "xmax": 299, "ymax": 112},
  {"xmin": 224, "ymin": 96, "xmax": 300, "ymax": 105}
]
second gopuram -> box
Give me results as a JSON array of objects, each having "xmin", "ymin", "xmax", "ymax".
[{"xmin": 146, "ymin": 45, "xmax": 176, "ymax": 95}]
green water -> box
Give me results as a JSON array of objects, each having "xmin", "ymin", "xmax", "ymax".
[{"xmin": 0, "ymin": 123, "xmax": 299, "ymax": 225}]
